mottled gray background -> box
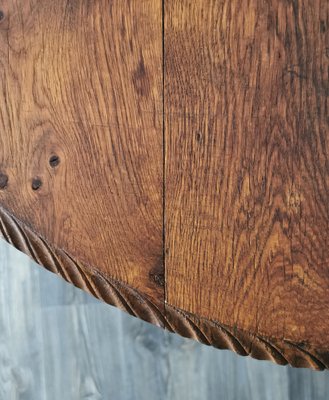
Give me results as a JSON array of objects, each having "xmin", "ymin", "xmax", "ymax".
[{"xmin": 1, "ymin": 239, "xmax": 329, "ymax": 400}]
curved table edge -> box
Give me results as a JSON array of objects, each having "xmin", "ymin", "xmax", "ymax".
[{"xmin": 0, "ymin": 205, "xmax": 327, "ymax": 371}]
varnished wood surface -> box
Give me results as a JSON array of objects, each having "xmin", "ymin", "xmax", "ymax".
[
  {"xmin": 0, "ymin": 0, "xmax": 163, "ymax": 303},
  {"xmin": 0, "ymin": 0, "xmax": 328, "ymax": 369},
  {"xmin": 2, "ymin": 240, "xmax": 329, "ymax": 400},
  {"xmin": 166, "ymin": 0, "xmax": 329, "ymax": 347}
]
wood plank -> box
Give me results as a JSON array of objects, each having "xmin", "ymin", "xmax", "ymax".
[
  {"xmin": 0, "ymin": 0, "xmax": 328, "ymax": 370},
  {"xmin": 165, "ymin": 0, "xmax": 329, "ymax": 347},
  {"xmin": 0, "ymin": 240, "xmax": 46, "ymax": 400},
  {"xmin": 0, "ymin": 0, "xmax": 163, "ymax": 303},
  {"xmin": 2, "ymin": 240, "xmax": 329, "ymax": 399}
]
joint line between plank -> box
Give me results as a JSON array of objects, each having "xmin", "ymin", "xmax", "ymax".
[{"xmin": 162, "ymin": 0, "xmax": 166, "ymax": 309}]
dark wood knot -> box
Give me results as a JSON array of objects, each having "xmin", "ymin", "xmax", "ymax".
[
  {"xmin": 149, "ymin": 270, "xmax": 165, "ymax": 287},
  {"xmin": 49, "ymin": 155, "xmax": 60, "ymax": 168},
  {"xmin": 32, "ymin": 177, "xmax": 42, "ymax": 191},
  {"xmin": 0, "ymin": 173, "xmax": 8, "ymax": 189}
]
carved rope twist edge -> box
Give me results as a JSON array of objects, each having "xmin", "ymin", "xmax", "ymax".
[{"xmin": 0, "ymin": 206, "xmax": 328, "ymax": 370}]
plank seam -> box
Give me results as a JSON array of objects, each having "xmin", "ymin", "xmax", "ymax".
[
  {"xmin": 162, "ymin": 0, "xmax": 166, "ymax": 313},
  {"xmin": 0, "ymin": 205, "xmax": 328, "ymax": 370}
]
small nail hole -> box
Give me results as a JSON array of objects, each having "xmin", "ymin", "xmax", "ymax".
[
  {"xmin": 0, "ymin": 173, "xmax": 8, "ymax": 189},
  {"xmin": 49, "ymin": 155, "xmax": 60, "ymax": 168},
  {"xmin": 196, "ymin": 132, "xmax": 203, "ymax": 142},
  {"xmin": 32, "ymin": 178, "xmax": 42, "ymax": 191}
]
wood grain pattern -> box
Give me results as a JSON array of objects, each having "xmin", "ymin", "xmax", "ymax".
[
  {"xmin": 165, "ymin": 0, "xmax": 329, "ymax": 348},
  {"xmin": 0, "ymin": 0, "xmax": 163, "ymax": 303},
  {"xmin": 0, "ymin": 0, "xmax": 329, "ymax": 370},
  {"xmin": 1, "ymin": 205, "xmax": 329, "ymax": 370},
  {"xmin": 3, "ymin": 240, "xmax": 329, "ymax": 400}
]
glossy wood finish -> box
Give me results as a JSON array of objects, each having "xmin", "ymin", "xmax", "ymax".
[
  {"xmin": 0, "ymin": 0, "xmax": 328, "ymax": 369},
  {"xmin": 0, "ymin": 0, "xmax": 163, "ymax": 303}
]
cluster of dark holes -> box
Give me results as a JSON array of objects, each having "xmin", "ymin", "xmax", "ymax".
[
  {"xmin": 0, "ymin": 155, "xmax": 60, "ymax": 191},
  {"xmin": 0, "ymin": 9, "xmax": 59, "ymax": 191}
]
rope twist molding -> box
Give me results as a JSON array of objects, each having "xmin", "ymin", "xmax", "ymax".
[{"xmin": 0, "ymin": 206, "xmax": 328, "ymax": 370}]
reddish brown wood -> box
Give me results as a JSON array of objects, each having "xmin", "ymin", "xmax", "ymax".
[
  {"xmin": 165, "ymin": 0, "xmax": 329, "ymax": 349},
  {"xmin": 0, "ymin": 0, "xmax": 328, "ymax": 370},
  {"xmin": 0, "ymin": 0, "xmax": 163, "ymax": 304}
]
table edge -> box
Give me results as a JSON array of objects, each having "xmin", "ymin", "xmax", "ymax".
[{"xmin": 0, "ymin": 205, "xmax": 327, "ymax": 371}]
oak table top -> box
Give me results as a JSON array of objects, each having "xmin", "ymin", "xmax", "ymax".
[{"xmin": 0, "ymin": 0, "xmax": 328, "ymax": 370}]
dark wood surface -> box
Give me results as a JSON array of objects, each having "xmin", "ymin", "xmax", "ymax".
[
  {"xmin": 0, "ymin": 0, "xmax": 163, "ymax": 303},
  {"xmin": 165, "ymin": 0, "xmax": 329, "ymax": 348},
  {"xmin": 0, "ymin": 0, "xmax": 328, "ymax": 369}
]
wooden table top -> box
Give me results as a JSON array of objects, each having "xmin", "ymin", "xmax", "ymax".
[{"xmin": 0, "ymin": 0, "xmax": 328, "ymax": 370}]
